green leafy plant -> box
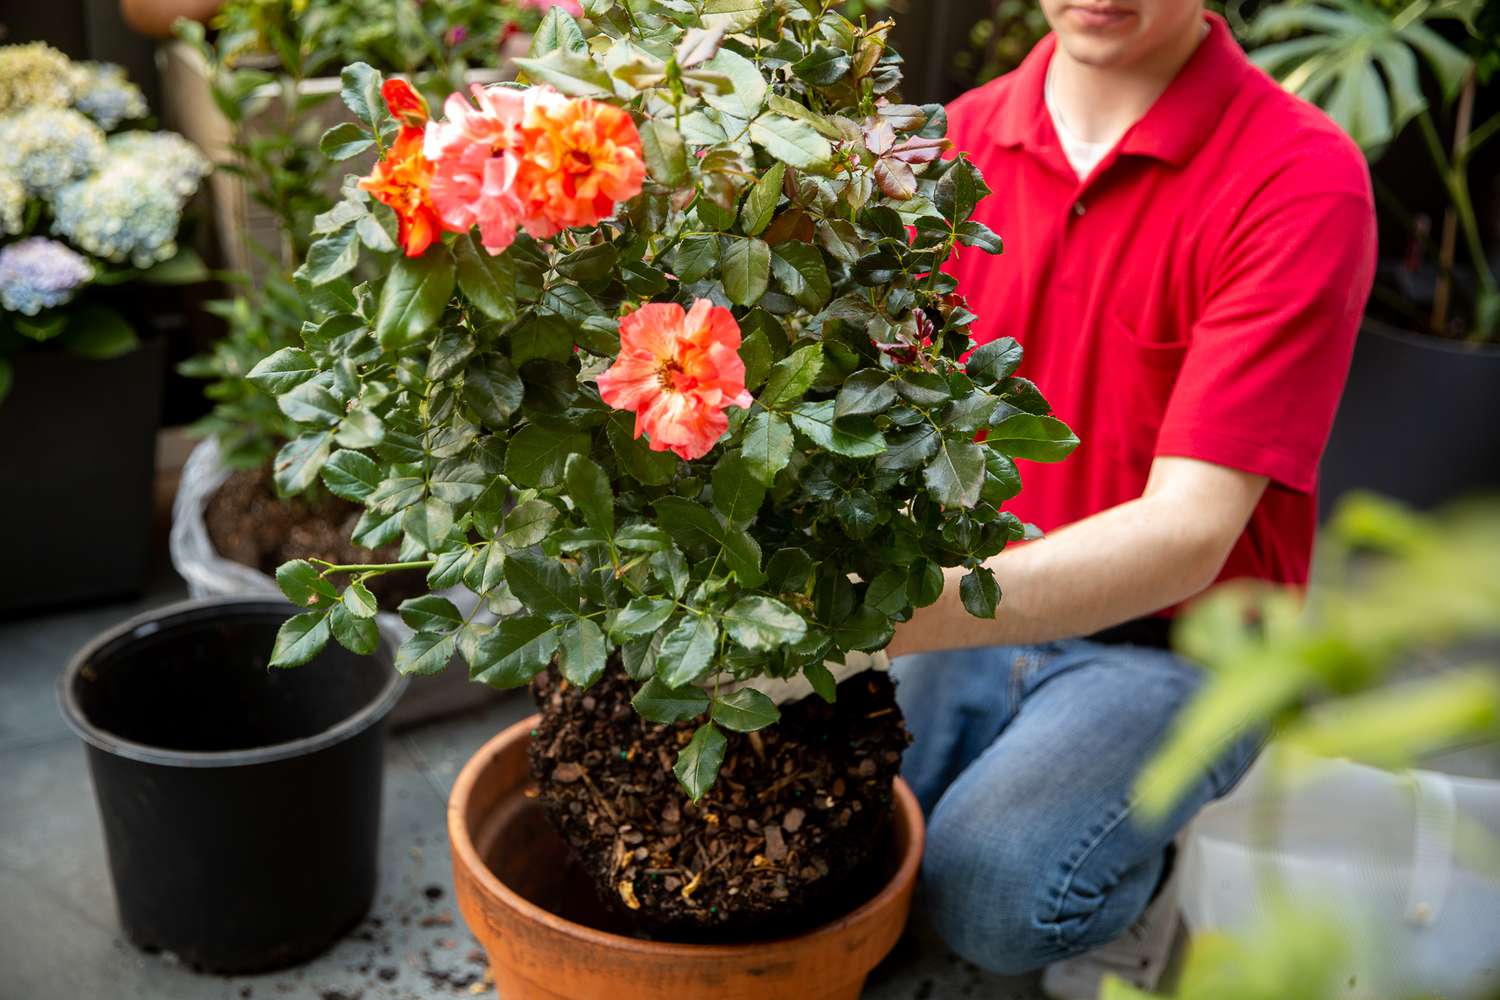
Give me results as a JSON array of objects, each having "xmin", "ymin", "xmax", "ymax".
[
  {"xmin": 0, "ymin": 43, "xmax": 209, "ymax": 404},
  {"xmin": 1114, "ymin": 493, "xmax": 1500, "ymax": 999},
  {"xmin": 1241, "ymin": 0, "xmax": 1500, "ymax": 339},
  {"xmin": 257, "ymin": 1, "xmax": 1076, "ymax": 800}
]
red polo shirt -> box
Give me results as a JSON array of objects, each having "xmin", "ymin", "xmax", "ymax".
[{"xmin": 949, "ymin": 14, "xmax": 1376, "ymax": 589}]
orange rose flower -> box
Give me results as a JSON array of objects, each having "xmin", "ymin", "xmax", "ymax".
[
  {"xmin": 359, "ymin": 81, "xmax": 443, "ymax": 257},
  {"xmin": 596, "ymin": 299, "xmax": 753, "ymax": 462},
  {"xmin": 516, "ymin": 92, "xmax": 646, "ymax": 238}
]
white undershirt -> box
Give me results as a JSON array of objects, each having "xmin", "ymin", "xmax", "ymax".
[{"xmin": 1043, "ymin": 63, "xmax": 1113, "ymax": 181}]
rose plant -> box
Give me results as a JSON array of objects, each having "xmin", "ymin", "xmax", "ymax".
[{"xmin": 256, "ymin": 1, "xmax": 1076, "ymax": 814}]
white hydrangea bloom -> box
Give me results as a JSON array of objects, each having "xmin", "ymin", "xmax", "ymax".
[
  {"xmin": 108, "ymin": 131, "xmax": 210, "ymax": 197},
  {"xmin": 71, "ymin": 62, "xmax": 148, "ymax": 130},
  {"xmin": 0, "ymin": 236, "xmax": 93, "ymax": 315},
  {"xmin": 0, "ymin": 170, "xmax": 23, "ymax": 235}
]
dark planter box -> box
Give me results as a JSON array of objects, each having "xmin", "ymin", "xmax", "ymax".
[
  {"xmin": 0, "ymin": 337, "xmax": 164, "ymax": 615},
  {"xmin": 1320, "ymin": 319, "xmax": 1500, "ymax": 518}
]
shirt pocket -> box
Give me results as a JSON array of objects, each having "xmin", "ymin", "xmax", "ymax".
[{"xmin": 1101, "ymin": 313, "xmax": 1190, "ymax": 467}]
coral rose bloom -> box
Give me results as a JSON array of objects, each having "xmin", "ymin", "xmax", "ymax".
[
  {"xmin": 358, "ymin": 82, "xmax": 440, "ymax": 257},
  {"xmin": 516, "ymin": 93, "xmax": 646, "ymax": 238},
  {"xmin": 597, "ymin": 300, "xmax": 753, "ymax": 462},
  {"xmin": 424, "ymin": 85, "xmax": 529, "ymax": 254}
]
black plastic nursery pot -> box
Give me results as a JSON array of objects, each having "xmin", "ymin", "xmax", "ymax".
[
  {"xmin": 58, "ymin": 598, "xmax": 407, "ymax": 974},
  {"xmin": 1320, "ymin": 319, "xmax": 1500, "ymax": 518},
  {"xmin": 0, "ymin": 336, "xmax": 164, "ymax": 616}
]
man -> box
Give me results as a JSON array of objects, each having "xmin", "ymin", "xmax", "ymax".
[{"xmin": 885, "ymin": 0, "xmax": 1376, "ymax": 993}]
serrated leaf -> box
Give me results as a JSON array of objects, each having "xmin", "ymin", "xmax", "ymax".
[
  {"xmin": 320, "ymin": 121, "xmax": 374, "ymax": 161},
  {"xmin": 247, "ymin": 347, "xmax": 318, "ymax": 394},
  {"xmin": 988, "ymin": 413, "xmax": 1080, "ymax": 463},
  {"xmin": 924, "ymin": 435, "xmax": 986, "ymax": 507},
  {"xmin": 330, "ymin": 603, "xmax": 381, "ymax": 655},
  {"xmin": 657, "ymin": 615, "xmax": 720, "ymax": 687},
  {"xmin": 769, "ymin": 242, "xmax": 831, "ymax": 311},
  {"xmin": 396, "ymin": 630, "xmax": 457, "ymax": 676},
  {"xmin": 712, "ymin": 687, "xmax": 781, "ymax": 732},
  {"xmin": 793, "ymin": 45, "xmax": 851, "ymax": 86},
  {"xmin": 722, "ymin": 237, "xmax": 771, "ymax": 307},
  {"xmin": 376, "ymin": 247, "xmax": 455, "ymax": 349},
  {"xmin": 740, "ymin": 163, "xmax": 786, "ymax": 237},
  {"xmin": 564, "ymin": 453, "xmax": 614, "ymax": 537},
  {"xmin": 759, "ymin": 344, "xmax": 823, "ymax": 407},
  {"xmin": 749, "ymin": 114, "xmax": 832, "ymax": 168},
  {"xmin": 611, "ymin": 596, "xmax": 676, "ymax": 639},
  {"xmin": 966, "ymin": 336, "xmax": 1024, "ymax": 383},
  {"xmin": 960, "ymin": 566, "xmax": 1001, "ymax": 619},
  {"xmin": 877, "ymin": 424, "xmax": 939, "ymax": 472},
  {"xmin": 514, "ymin": 49, "xmax": 613, "ymax": 97},
  {"xmin": 531, "ymin": 5, "xmax": 588, "ymax": 55},
  {"xmin": 464, "ymin": 354, "xmax": 525, "ymax": 429},
  {"xmin": 671, "ymin": 234, "xmax": 719, "ymax": 283},
  {"xmin": 275, "ymin": 559, "xmax": 338, "ymax": 608},
  {"xmin": 402, "ymin": 496, "xmax": 454, "ymax": 551},
  {"xmin": 505, "ymin": 425, "xmax": 590, "ymax": 487},
  {"xmin": 398, "ymin": 594, "xmax": 463, "ymax": 633},
  {"xmin": 632, "ymin": 677, "xmax": 709, "ymax": 723},
  {"xmin": 471, "ymin": 617, "xmax": 562, "ymax": 688},
  {"xmin": 835, "ymin": 369, "xmax": 897, "ymax": 419},
  {"xmin": 789, "ymin": 400, "xmax": 886, "ymax": 458},
  {"xmin": 453, "ymin": 231, "xmax": 517, "ymax": 322},
  {"xmin": 674, "ymin": 722, "xmax": 727, "ymax": 801},
  {"xmin": 339, "ymin": 62, "xmax": 383, "ymax": 128},
  {"xmin": 640, "ymin": 120, "xmax": 688, "ymax": 186},
  {"xmin": 804, "ymin": 661, "xmax": 836, "ymax": 703},
  {"xmin": 344, "ymin": 580, "xmax": 379, "ymax": 618},
  {"xmin": 722, "ymin": 596, "xmax": 806, "ymax": 651},
  {"xmin": 501, "ymin": 498, "xmax": 559, "ymax": 549},
  {"xmin": 711, "ymin": 453, "xmax": 766, "ymax": 525},
  {"xmin": 740, "ymin": 410, "xmax": 793, "ymax": 484},
  {"xmin": 273, "ymin": 431, "xmax": 332, "ymax": 495},
  {"xmin": 559, "ymin": 618, "xmax": 607, "ymax": 687},
  {"xmin": 653, "ymin": 497, "xmax": 764, "ymax": 586},
  {"xmin": 270, "ymin": 611, "xmax": 331, "ymax": 668},
  {"xmin": 505, "ymin": 548, "xmax": 581, "ymax": 618}
]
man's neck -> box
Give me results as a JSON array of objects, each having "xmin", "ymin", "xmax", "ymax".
[{"xmin": 1047, "ymin": 19, "xmax": 1207, "ymax": 147}]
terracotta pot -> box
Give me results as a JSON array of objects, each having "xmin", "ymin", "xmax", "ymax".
[{"xmin": 448, "ymin": 714, "xmax": 924, "ymax": 1000}]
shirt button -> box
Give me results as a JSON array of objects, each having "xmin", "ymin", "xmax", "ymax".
[{"xmin": 1073, "ymin": 202, "xmax": 1087, "ymax": 217}]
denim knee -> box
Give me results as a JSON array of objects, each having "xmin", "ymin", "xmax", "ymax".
[{"xmin": 921, "ymin": 805, "xmax": 1071, "ymax": 975}]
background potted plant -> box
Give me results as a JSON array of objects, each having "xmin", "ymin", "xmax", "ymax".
[
  {"xmin": 161, "ymin": 0, "xmax": 579, "ymax": 276},
  {"xmin": 251, "ymin": 0, "xmax": 1076, "ymax": 993},
  {"xmin": 0, "ymin": 41, "xmax": 209, "ymax": 614},
  {"xmin": 1238, "ymin": 0, "xmax": 1500, "ymax": 512}
]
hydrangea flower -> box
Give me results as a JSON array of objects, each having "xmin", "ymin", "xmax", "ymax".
[
  {"xmin": 0, "ymin": 236, "xmax": 93, "ymax": 315},
  {"xmin": 0, "ymin": 107, "xmax": 106, "ymax": 196},
  {"xmin": 0, "ymin": 43, "xmax": 75, "ymax": 115},
  {"xmin": 108, "ymin": 131, "xmax": 211, "ymax": 197},
  {"xmin": 50, "ymin": 162, "xmax": 189, "ymax": 268},
  {"xmin": 71, "ymin": 62, "xmax": 148, "ymax": 129},
  {"xmin": 0, "ymin": 171, "xmax": 24, "ymax": 236}
]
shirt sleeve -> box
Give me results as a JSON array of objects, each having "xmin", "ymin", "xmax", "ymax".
[{"xmin": 1154, "ymin": 186, "xmax": 1376, "ymax": 494}]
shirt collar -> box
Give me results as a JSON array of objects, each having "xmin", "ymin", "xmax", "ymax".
[{"xmin": 986, "ymin": 13, "xmax": 1247, "ymax": 169}]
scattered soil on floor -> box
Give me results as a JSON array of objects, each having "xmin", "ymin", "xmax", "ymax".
[
  {"xmin": 204, "ymin": 464, "xmax": 422, "ymax": 608},
  {"xmin": 528, "ymin": 666, "xmax": 910, "ymax": 938}
]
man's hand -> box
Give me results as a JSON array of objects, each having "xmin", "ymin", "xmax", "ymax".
[{"xmin": 885, "ymin": 456, "xmax": 1268, "ymax": 658}]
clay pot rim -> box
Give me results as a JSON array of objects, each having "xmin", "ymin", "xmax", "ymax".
[
  {"xmin": 58, "ymin": 596, "xmax": 407, "ymax": 769},
  {"xmin": 448, "ymin": 712, "xmax": 925, "ymax": 958}
]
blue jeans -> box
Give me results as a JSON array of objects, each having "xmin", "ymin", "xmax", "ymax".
[{"xmin": 892, "ymin": 640, "xmax": 1261, "ymax": 975}]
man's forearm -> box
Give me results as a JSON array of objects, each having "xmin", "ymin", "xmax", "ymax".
[{"xmin": 886, "ymin": 457, "xmax": 1268, "ymax": 658}]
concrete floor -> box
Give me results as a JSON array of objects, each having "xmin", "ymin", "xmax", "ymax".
[{"xmin": 0, "ymin": 565, "xmax": 1043, "ymax": 1000}]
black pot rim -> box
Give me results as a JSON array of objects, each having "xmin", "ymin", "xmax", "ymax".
[
  {"xmin": 1363, "ymin": 316, "xmax": 1500, "ymax": 357},
  {"xmin": 57, "ymin": 596, "xmax": 407, "ymax": 769}
]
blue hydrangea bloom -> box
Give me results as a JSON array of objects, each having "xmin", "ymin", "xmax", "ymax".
[
  {"xmin": 71, "ymin": 63, "xmax": 148, "ymax": 130},
  {"xmin": 0, "ymin": 107, "xmax": 105, "ymax": 196},
  {"xmin": 0, "ymin": 236, "xmax": 93, "ymax": 315}
]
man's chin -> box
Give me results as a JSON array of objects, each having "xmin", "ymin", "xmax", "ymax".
[{"xmin": 1054, "ymin": 34, "xmax": 1142, "ymax": 67}]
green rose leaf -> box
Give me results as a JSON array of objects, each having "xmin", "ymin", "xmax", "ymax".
[
  {"xmin": 711, "ymin": 453, "xmax": 766, "ymax": 526},
  {"xmin": 398, "ymin": 594, "xmax": 463, "ymax": 633},
  {"xmin": 396, "ymin": 630, "xmax": 458, "ymax": 676},
  {"xmin": 344, "ymin": 580, "xmax": 379, "ymax": 618},
  {"xmin": 740, "ymin": 163, "xmax": 786, "ymax": 237},
  {"xmin": 611, "ymin": 596, "xmax": 676, "ymax": 640},
  {"xmin": 804, "ymin": 661, "xmax": 837, "ymax": 703},
  {"xmin": 247, "ymin": 347, "xmax": 318, "ymax": 394},
  {"xmin": 769, "ymin": 242, "xmax": 831, "ymax": 311},
  {"xmin": 749, "ymin": 114, "xmax": 832, "ymax": 168},
  {"xmin": 502, "ymin": 498, "xmax": 560, "ymax": 550},
  {"xmin": 835, "ymin": 369, "xmax": 898, "ymax": 420},
  {"xmin": 270, "ymin": 611, "xmax": 331, "ymax": 669},
  {"xmin": 923, "ymin": 435, "xmax": 986, "ymax": 507},
  {"xmin": 793, "ymin": 45, "xmax": 852, "ymax": 86},
  {"xmin": 789, "ymin": 401, "xmax": 886, "ymax": 458},
  {"xmin": 674, "ymin": 721, "xmax": 727, "ymax": 801},
  {"xmin": 831, "ymin": 604, "xmax": 894, "ymax": 652},
  {"xmin": 640, "ymin": 120, "xmax": 688, "ymax": 186},
  {"xmin": 464, "ymin": 354, "xmax": 525, "ymax": 429},
  {"xmin": 506, "ymin": 425, "xmax": 590, "ymax": 488},
  {"xmin": 657, "ymin": 614, "xmax": 720, "ymax": 687},
  {"xmin": 671, "ymin": 234, "xmax": 720, "ymax": 284},
  {"xmin": 722, "ymin": 596, "xmax": 807, "ymax": 651},
  {"xmin": 339, "ymin": 62, "xmax": 384, "ymax": 128},
  {"xmin": 759, "ymin": 344, "xmax": 824, "ymax": 408},
  {"xmin": 559, "ymin": 618, "xmax": 607, "ymax": 688},
  {"xmin": 320, "ymin": 121, "xmax": 374, "ymax": 161},
  {"xmin": 966, "ymin": 336, "xmax": 1024, "ymax": 383},
  {"xmin": 506, "ymin": 548, "xmax": 581, "ymax": 618},
  {"xmin": 712, "ymin": 687, "xmax": 781, "ymax": 732},
  {"xmin": 564, "ymin": 453, "xmax": 614, "ymax": 537},
  {"xmin": 988, "ymin": 413, "xmax": 1080, "ymax": 463},
  {"xmin": 376, "ymin": 246, "xmax": 456, "ymax": 350},
  {"xmin": 653, "ymin": 497, "xmax": 765, "ymax": 586},
  {"xmin": 453, "ymin": 231, "xmax": 517, "ymax": 322},
  {"xmin": 741, "ymin": 410, "xmax": 793, "ymax": 484},
  {"xmin": 632, "ymin": 677, "xmax": 710, "ymax": 724},
  {"xmin": 514, "ymin": 49, "xmax": 613, "ymax": 97},
  {"xmin": 329, "ymin": 603, "xmax": 380, "ymax": 655},
  {"xmin": 471, "ymin": 616, "xmax": 563, "ymax": 688},
  {"xmin": 722, "ymin": 237, "xmax": 771, "ymax": 307},
  {"xmin": 273, "ymin": 431, "xmax": 333, "ymax": 496},
  {"xmin": 960, "ymin": 566, "xmax": 1001, "ymax": 619},
  {"xmin": 275, "ymin": 559, "xmax": 338, "ymax": 608},
  {"xmin": 877, "ymin": 424, "xmax": 939, "ymax": 472}
]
